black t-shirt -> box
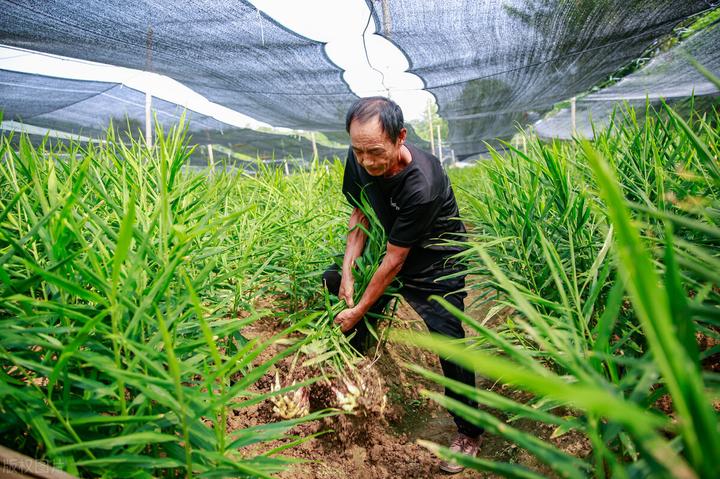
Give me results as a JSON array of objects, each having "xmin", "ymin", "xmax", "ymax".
[{"xmin": 342, "ymin": 143, "xmax": 466, "ymax": 277}]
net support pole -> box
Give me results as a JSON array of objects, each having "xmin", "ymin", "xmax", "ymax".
[
  {"xmin": 145, "ymin": 26, "xmax": 154, "ymax": 149},
  {"xmin": 381, "ymin": 0, "xmax": 392, "ymax": 38},
  {"xmin": 521, "ymin": 133, "xmax": 526, "ymax": 154},
  {"xmin": 427, "ymin": 101, "xmax": 435, "ymax": 154},
  {"xmin": 451, "ymin": 149, "xmax": 456, "ymax": 165},
  {"xmin": 207, "ymin": 144, "xmax": 215, "ymax": 170},
  {"xmin": 436, "ymin": 124, "xmax": 443, "ymax": 162},
  {"xmin": 145, "ymin": 91, "xmax": 152, "ymax": 148},
  {"xmin": 284, "ymin": 160, "xmax": 290, "ymax": 176},
  {"xmin": 311, "ymin": 132, "xmax": 318, "ymax": 160},
  {"xmin": 204, "ymin": 131, "xmax": 215, "ymax": 174},
  {"xmin": 570, "ymin": 96, "xmax": 577, "ymax": 136}
]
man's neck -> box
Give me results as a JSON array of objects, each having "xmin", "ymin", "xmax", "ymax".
[{"xmin": 383, "ymin": 145, "xmax": 412, "ymax": 178}]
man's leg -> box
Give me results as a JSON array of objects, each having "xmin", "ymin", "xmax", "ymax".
[
  {"xmin": 402, "ymin": 286, "xmax": 484, "ymax": 439},
  {"xmin": 322, "ymin": 263, "xmax": 393, "ymax": 353}
]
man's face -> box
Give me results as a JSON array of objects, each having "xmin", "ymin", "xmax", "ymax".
[{"xmin": 349, "ymin": 117, "xmax": 404, "ymax": 177}]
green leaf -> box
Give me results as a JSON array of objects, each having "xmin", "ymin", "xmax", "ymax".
[
  {"xmin": 22, "ymin": 260, "xmax": 106, "ymax": 305},
  {"xmin": 583, "ymin": 140, "xmax": 719, "ymax": 477},
  {"xmin": 53, "ymin": 432, "xmax": 178, "ymax": 453},
  {"xmin": 111, "ymin": 194, "xmax": 136, "ymax": 291}
]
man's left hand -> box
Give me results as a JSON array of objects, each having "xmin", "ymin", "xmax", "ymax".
[{"xmin": 334, "ymin": 307, "xmax": 364, "ymax": 333}]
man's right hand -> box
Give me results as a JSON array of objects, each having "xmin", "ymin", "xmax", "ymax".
[{"xmin": 338, "ymin": 275, "xmax": 355, "ymax": 307}]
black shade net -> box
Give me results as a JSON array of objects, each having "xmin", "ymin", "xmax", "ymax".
[
  {"xmin": 0, "ymin": 69, "xmax": 219, "ymax": 133},
  {"xmin": 534, "ymin": 23, "xmax": 720, "ymax": 139},
  {"xmin": 199, "ymin": 127, "xmax": 345, "ymax": 163},
  {"xmin": 0, "ymin": 69, "xmax": 117, "ymax": 119},
  {"xmin": 0, "ymin": 0, "xmax": 357, "ymax": 130},
  {"xmin": 0, "ymin": 69, "xmax": 346, "ymax": 161},
  {"xmin": 372, "ymin": 0, "xmax": 713, "ymax": 156},
  {"xmin": 2, "ymin": 1, "xmax": 715, "ymax": 158}
]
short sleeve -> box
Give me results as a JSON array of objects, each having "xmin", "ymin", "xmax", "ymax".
[
  {"xmin": 342, "ymin": 148, "xmax": 362, "ymax": 207},
  {"xmin": 388, "ymin": 196, "xmax": 443, "ymax": 247}
]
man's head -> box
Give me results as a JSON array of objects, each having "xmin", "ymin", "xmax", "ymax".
[{"xmin": 345, "ymin": 96, "xmax": 408, "ymax": 177}]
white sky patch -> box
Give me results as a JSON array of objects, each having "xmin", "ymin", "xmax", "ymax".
[{"xmin": 249, "ymin": 0, "xmax": 433, "ymax": 121}]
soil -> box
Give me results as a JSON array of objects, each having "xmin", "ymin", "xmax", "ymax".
[{"xmin": 225, "ymin": 292, "xmax": 593, "ymax": 478}]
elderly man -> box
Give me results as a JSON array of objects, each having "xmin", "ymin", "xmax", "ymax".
[{"xmin": 322, "ymin": 96, "xmax": 483, "ymax": 473}]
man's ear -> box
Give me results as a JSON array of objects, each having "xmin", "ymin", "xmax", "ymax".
[{"xmin": 398, "ymin": 127, "xmax": 408, "ymax": 145}]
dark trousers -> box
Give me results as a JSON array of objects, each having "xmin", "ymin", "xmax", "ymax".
[{"xmin": 322, "ymin": 263, "xmax": 484, "ymax": 438}]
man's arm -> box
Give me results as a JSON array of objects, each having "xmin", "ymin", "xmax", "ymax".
[
  {"xmin": 335, "ymin": 242, "xmax": 410, "ymax": 333},
  {"xmin": 338, "ymin": 207, "xmax": 369, "ymax": 307}
]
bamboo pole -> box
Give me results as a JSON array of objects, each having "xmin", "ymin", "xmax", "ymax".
[
  {"xmin": 311, "ymin": 132, "xmax": 318, "ymax": 160},
  {"xmin": 381, "ymin": 0, "xmax": 392, "ymax": 38},
  {"xmin": 145, "ymin": 26, "xmax": 154, "ymax": 148},
  {"xmin": 436, "ymin": 124, "xmax": 443, "ymax": 162},
  {"xmin": 145, "ymin": 92, "xmax": 152, "ymax": 148},
  {"xmin": 207, "ymin": 144, "xmax": 215, "ymax": 170},
  {"xmin": 427, "ymin": 101, "xmax": 435, "ymax": 154}
]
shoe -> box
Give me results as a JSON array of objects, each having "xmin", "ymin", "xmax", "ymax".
[{"xmin": 439, "ymin": 432, "xmax": 480, "ymax": 473}]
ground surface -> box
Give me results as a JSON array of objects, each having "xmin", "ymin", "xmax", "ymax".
[{"xmin": 227, "ymin": 292, "xmax": 594, "ymax": 478}]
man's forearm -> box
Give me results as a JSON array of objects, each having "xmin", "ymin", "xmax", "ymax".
[
  {"xmin": 334, "ymin": 243, "xmax": 410, "ymax": 332},
  {"xmin": 354, "ymin": 244, "xmax": 409, "ymax": 314},
  {"xmin": 342, "ymin": 208, "xmax": 368, "ymax": 279}
]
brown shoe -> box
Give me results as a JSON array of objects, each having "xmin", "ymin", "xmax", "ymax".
[{"xmin": 439, "ymin": 432, "xmax": 480, "ymax": 473}]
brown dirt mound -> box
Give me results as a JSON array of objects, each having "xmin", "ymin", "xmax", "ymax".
[
  {"xmin": 227, "ymin": 299, "xmax": 483, "ymax": 478},
  {"xmin": 228, "ymin": 294, "xmax": 594, "ymax": 478}
]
